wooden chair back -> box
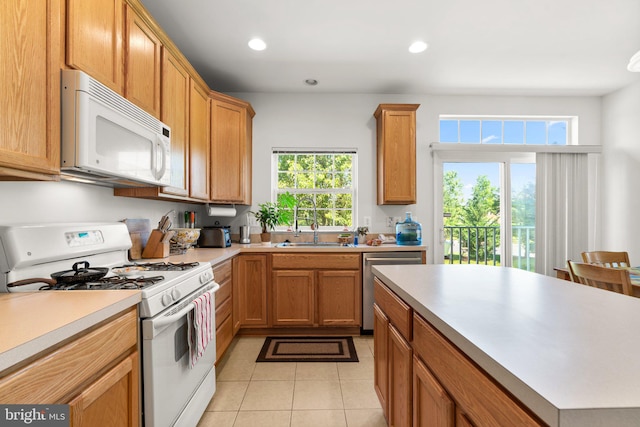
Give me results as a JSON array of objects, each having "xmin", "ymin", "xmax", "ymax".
[
  {"xmin": 581, "ymin": 251, "xmax": 630, "ymax": 268},
  {"xmin": 567, "ymin": 260, "xmax": 633, "ymax": 296}
]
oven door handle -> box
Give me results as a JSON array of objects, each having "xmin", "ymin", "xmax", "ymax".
[{"xmin": 147, "ymin": 283, "xmax": 220, "ymax": 337}]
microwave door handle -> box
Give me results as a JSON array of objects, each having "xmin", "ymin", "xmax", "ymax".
[{"xmin": 155, "ymin": 136, "xmax": 168, "ymax": 180}]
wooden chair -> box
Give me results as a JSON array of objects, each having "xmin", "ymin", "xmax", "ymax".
[
  {"xmin": 581, "ymin": 251, "xmax": 630, "ymax": 268},
  {"xmin": 567, "ymin": 260, "xmax": 633, "ymax": 296}
]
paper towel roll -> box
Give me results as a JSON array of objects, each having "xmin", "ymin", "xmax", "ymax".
[{"xmin": 206, "ymin": 205, "xmax": 237, "ymax": 217}]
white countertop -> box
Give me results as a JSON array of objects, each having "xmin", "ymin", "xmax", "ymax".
[
  {"xmin": 158, "ymin": 243, "xmax": 427, "ymax": 266},
  {"xmin": 0, "ymin": 291, "xmax": 141, "ymax": 374},
  {"xmin": 372, "ymin": 264, "xmax": 640, "ymax": 427}
]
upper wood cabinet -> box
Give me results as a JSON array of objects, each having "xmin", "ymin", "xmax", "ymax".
[
  {"xmin": 189, "ymin": 80, "xmax": 211, "ymax": 200},
  {"xmin": 159, "ymin": 48, "xmax": 190, "ymax": 196},
  {"xmin": 210, "ymin": 92, "xmax": 255, "ymax": 205},
  {"xmin": 374, "ymin": 104, "xmax": 420, "ymax": 205},
  {"xmin": 125, "ymin": 4, "xmax": 161, "ymax": 118},
  {"xmin": 0, "ymin": 0, "xmax": 62, "ymax": 180},
  {"xmin": 67, "ymin": 0, "xmax": 125, "ymax": 94}
]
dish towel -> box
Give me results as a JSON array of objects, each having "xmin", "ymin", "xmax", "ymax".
[{"xmin": 187, "ymin": 291, "xmax": 213, "ymax": 368}]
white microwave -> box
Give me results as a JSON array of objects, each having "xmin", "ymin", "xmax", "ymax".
[{"xmin": 61, "ymin": 69, "xmax": 171, "ymax": 187}]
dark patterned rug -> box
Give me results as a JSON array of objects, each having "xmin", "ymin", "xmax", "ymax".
[{"xmin": 256, "ymin": 336, "xmax": 359, "ymax": 362}]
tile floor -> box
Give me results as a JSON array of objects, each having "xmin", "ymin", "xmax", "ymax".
[{"xmin": 197, "ymin": 335, "xmax": 387, "ymax": 427}]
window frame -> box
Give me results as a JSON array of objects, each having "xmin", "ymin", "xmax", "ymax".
[{"xmin": 271, "ymin": 149, "xmax": 358, "ymax": 231}]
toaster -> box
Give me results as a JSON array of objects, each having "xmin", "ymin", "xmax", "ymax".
[{"xmin": 198, "ymin": 227, "xmax": 231, "ymax": 248}]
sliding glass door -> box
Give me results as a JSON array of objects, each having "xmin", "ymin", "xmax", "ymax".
[{"xmin": 434, "ymin": 152, "xmax": 536, "ymax": 270}]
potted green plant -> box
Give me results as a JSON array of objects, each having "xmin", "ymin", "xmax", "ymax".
[{"xmin": 251, "ymin": 192, "xmax": 296, "ymax": 243}]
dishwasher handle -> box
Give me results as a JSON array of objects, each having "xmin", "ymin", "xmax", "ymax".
[{"xmin": 365, "ymin": 257, "xmax": 422, "ymax": 263}]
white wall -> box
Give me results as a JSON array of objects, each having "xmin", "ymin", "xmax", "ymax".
[
  {"xmin": 229, "ymin": 91, "xmax": 601, "ymax": 263},
  {"xmin": 0, "ymin": 180, "xmax": 203, "ymax": 229},
  {"xmin": 0, "ymin": 93, "xmax": 602, "ymax": 263},
  {"xmin": 602, "ymin": 79, "xmax": 640, "ymax": 262}
]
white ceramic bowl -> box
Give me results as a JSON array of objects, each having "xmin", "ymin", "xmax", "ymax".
[{"xmin": 170, "ymin": 228, "xmax": 201, "ymax": 248}]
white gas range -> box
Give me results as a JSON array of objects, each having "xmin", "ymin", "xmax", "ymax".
[{"xmin": 0, "ymin": 222, "xmax": 219, "ymax": 427}]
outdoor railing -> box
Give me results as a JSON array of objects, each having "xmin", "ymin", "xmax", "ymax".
[{"xmin": 443, "ymin": 225, "xmax": 535, "ymax": 270}]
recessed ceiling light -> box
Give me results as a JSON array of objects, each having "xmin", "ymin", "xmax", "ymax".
[
  {"xmin": 408, "ymin": 41, "xmax": 428, "ymax": 54},
  {"xmin": 305, "ymin": 79, "xmax": 318, "ymax": 86},
  {"xmin": 248, "ymin": 38, "xmax": 267, "ymax": 51}
]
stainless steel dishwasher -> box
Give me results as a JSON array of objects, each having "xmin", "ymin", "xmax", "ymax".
[{"xmin": 362, "ymin": 251, "xmax": 424, "ymax": 333}]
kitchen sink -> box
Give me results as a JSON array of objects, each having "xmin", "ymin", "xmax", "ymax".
[{"xmin": 275, "ymin": 242, "xmax": 354, "ymax": 248}]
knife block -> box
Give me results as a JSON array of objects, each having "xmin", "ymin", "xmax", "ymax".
[{"xmin": 142, "ymin": 229, "xmax": 170, "ymax": 259}]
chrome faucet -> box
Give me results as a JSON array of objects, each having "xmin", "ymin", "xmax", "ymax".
[{"xmin": 293, "ymin": 197, "xmax": 319, "ymax": 244}]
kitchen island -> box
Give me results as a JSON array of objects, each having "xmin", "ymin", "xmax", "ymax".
[{"xmin": 372, "ymin": 264, "xmax": 640, "ymax": 427}]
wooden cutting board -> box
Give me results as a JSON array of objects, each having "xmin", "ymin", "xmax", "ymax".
[{"xmin": 122, "ymin": 219, "xmax": 151, "ymax": 260}]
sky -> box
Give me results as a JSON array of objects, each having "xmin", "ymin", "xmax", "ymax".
[{"xmin": 440, "ymin": 119, "xmax": 567, "ymax": 145}]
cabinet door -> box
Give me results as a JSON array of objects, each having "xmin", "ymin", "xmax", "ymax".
[
  {"xmin": 160, "ymin": 48, "xmax": 189, "ymax": 196},
  {"xmin": 412, "ymin": 314, "xmax": 542, "ymax": 427},
  {"xmin": 67, "ymin": 0, "xmax": 124, "ymax": 94},
  {"xmin": 69, "ymin": 351, "xmax": 139, "ymax": 427},
  {"xmin": 455, "ymin": 409, "xmax": 476, "ymax": 427},
  {"xmin": 125, "ymin": 5, "xmax": 161, "ymax": 117},
  {"xmin": 272, "ymin": 270, "xmax": 315, "ymax": 326},
  {"xmin": 373, "ymin": 304, "xmax": 389, "ymax": 419},
  {"xmin": 413, "ymin": 355, "xmax": 455, "ymax": 427},
  {"xmin": 235, "ymin": 254, "xmax": 268, "ymax": 327},
  {"xmin": 374, "ymin": 104, "xmax": 419, "ymax": 205},
  {"xmin": 189, "ymin": 80, "xmax": 210, "ymax": 200},
  {"xmin": 0, "ymin": 0, "xmax": 61, "ymax": 179},
  {"xmin": 210, "ymin": 97, "xmax": 247, "ymax": 203},
  {"xmin": 317, "ymin": 270, "xmax": 361, "ymax": 326},
  {"xmin": 388, "ymin": 324, "xmax": 412, "ymax": 427}
]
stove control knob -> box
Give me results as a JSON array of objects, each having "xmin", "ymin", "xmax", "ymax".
[
  {"xmin": 161, "ymin": 293, "xmax": 173, "ymax": 307},
  {"xmin": 171, "ymin": 289, "xmax": 181, "ymax": 301},
  {"xmin": 200, "ymin": 272, "xmax": 211, "ymax": 284}
]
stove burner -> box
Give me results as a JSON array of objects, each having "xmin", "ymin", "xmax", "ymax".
[
  {"xmin": 40, "ymin": 275, "xmax": 165, "ymax": 290},
  {"xmin": 115, "ymin": 262, "xmax": 200, "ymax": 272}
]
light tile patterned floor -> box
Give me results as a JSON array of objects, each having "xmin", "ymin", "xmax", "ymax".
[{"xmin": 197, "ymin": 335, "xmax": 387, "ymax": 427}]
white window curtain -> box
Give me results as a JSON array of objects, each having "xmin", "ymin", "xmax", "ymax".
[{"xmin": 535, "ymin": 153, "xmax": 589, "ymax": 276}]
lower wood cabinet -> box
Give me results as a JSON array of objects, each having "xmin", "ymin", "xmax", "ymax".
[
  {"xmin": 388, "ymin": 323, "xmax": 413, "ymax": 427},
  {"xmin": 373, "ymin": 287, "xmax": 413, "ymax": 427},
  {"xmin": 374, "ymin": 276, "xmax": 544, "ymax": 427},
  {"xmin": 0, "ymin": 307, "xmax": 139, "ymax": 426},
  {"xmin": 373, "ymin": 304, "xmax": 389, "ymax": 413},
  {"xmin": 68, "ymin": 351, "xmax": 139, "ymax": 427},
  {"xmin": 234, "ymin": 254, "xmax": 268, "ymax": 327},
  {"xmin": 270, "ymin": 253, "xmax": 361, "ymax": 328},
  {"xmin": 213, "ymin": 259, "xmax": 234, "ymax": 363},
  {"xmin": 413, "ymin": 355, "xmax": 455, "ymax": 427},
  {"xmin": 272, "ymin": 270, "xmax": 315, "ymax": 326}
]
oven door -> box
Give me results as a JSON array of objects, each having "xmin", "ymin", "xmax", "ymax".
[{"xmin": 141, "ymin": 283, "xmax": 219, "ymax": 427}]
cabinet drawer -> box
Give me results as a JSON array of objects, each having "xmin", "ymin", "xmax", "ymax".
[
  {"xmin": 216, "ymin": 314, "xmax": 233, "ymax": 363},
  {"xmin": 216, "ymin": 295, "xmax": 232, "ymax": 329},
  {"xmin": 374, "ymin": 277, "xmax": 412, "ymax": 340},
  {"xmin": 0, "ymin": 308, "xmax": 137, "ymax": 404},
  {"xmin": 216, "ymin": 276, "xmax": 232, "ymax": 310},
  {"xmin": 213, "ymin": 259, "xmax": 232, "ymax": 284},
  {"xmin": 412, "ymin": 313, "xmax": 543, "ymax": 427},
  {"xmin": 272, "ymin": 253, "xmax": 360, "ymax": 270}
]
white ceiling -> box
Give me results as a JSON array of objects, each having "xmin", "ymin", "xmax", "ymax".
[{"xmin": 140, "ymin": 0, "xmax": 640, "ymax": 96}]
